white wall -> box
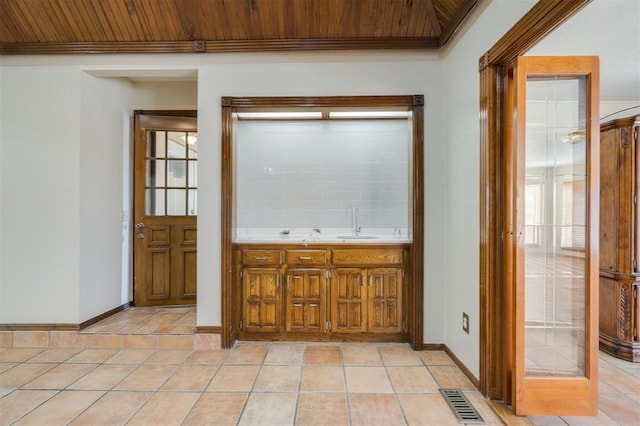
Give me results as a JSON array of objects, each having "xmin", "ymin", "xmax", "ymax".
[
  {"xmin": 196, "ymin": 53, "xmax": 446, "ymax": 333},
  {"xmin": 440, "ymin": 0, "xmax": 537, "ymax": 376},
  {"xmin": 526, "ymin": 0, "xmax": 640, "ymax": 107},
  {"xmin": 0, "ymin": 53, "xmax": 447, "ymax": 344},
  {"xmin": 79, "ymin": 74, "xmax": 133, "ymax": 321},
  {"xmin": 0, "ymin": 67, "xmax": 82, "ymax": 323}
]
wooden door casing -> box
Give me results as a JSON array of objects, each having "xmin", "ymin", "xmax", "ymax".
[
  {"xmin": 242, "ymin": 268, "xmax": 282, "ymax": 332},
  {"xmin": 285, "ymin": 269, "xmax": 327, "ymax": 332},
  {"xmin": 133, "ymin": 112, "xmax": 198, "ymax": 307}
]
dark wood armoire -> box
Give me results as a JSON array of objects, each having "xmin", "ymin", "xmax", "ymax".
[{"xmin": 599, "ymin": 114, "xmax": 640, "ymax": 362}]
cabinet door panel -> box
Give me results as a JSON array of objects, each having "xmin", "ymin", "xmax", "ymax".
[
  {"xmin": 242, "ymin": 268, "xmax": 281, "ymax": 332},
  {"xmin": 286, "ymin": 269, "xmax": 326, "ymax": 332},
  {"xmin": 368, "ymin": 268, "xmax": 403, "ymax": 333},
  {"xmin": 332, "ymin": 268, "xmax": 366, "ymax": 332}
]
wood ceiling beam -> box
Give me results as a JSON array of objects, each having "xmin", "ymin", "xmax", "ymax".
[{"xmin": 0, "ymin": 37, "xmax": 440, "ymax": 55}]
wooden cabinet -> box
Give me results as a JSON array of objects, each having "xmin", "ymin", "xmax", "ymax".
[
  {"xmin": 599, "ymin": 115, "xmax": 640, "ymax": 362},
  {"xmin": 235, "ymin": 244, "xmax": 407, "ymax": 342},
  {"xmin": 332, "ymin": 267, "xmax": 403, "ymax": 333},
  {"xmin": 285, "ymin": 269, "xmax": 327, "ymax": 332}
]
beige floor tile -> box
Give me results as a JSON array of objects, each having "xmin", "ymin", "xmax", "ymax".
[
  {"xmin": 300, "ymin": 366, "xmax": 346, "ymax": 392},
  {"xmin": 529, "ymin": 415, "xmax": 568, "ymax": 426},
  {"xmin": 304, "ymin": 345, "xmax": 343, "ymax": 365},
  {"xmin": 0, "ymin": 348, "xmax": 43, "ymax": 363},
  {"xmin": 206, "ymin": 365, "xmax": 259, "ymax": 392},
  {"xmin": 13, "ymin": 390, "xmax": 104, "ymax": 425},
  {"xmin": 122, "ymin": 334, "xmax": 157, "ymax": 349},
  {"xmin": 597, "ymin": 392, "xmax": 640, "ymax": 425},
  {"xmin": 398, "ymin": 393, "xmax": 459, "ymax": 425},
  {"xmin": 419, "ymin": 350, "xmax": 454, "ymax": 366},
  {"xmin": 0, "ymin": 390, "xmax": 57, "ymax": 425},
  {"xmin": 0, "ymin": 362, "xmax": 17, "ymax": 373},
  {"xmin": 12, "ymin": 331, "xmax": 49, "ymax": 348},
  {"xmin": 264, "ymin": 344, "xmax": 305, "ymax": 365},
  {"xmin": 185, "ymin": 349, "xmax": 228, "ymax": 365},
  {"xmin": 84, "ymin": 334, "xmax": 122, "ymax": 349},
  {"xmin": 429, "ymin": 365, "xmax": 477, "ymax": 391},
  {"xmin": 599, "ymin": 362, "xmax": 640, "ymax": 394},
  {"xmin": 295, "ymin": 393, "xmax": 349, "ymax": 425},
  {"xmin": 22, "ymin": 363, "xmax": 97, "ymax": 390},
  {"xmin": 104, "ymin": 349, "xmax": 155, "ymax": 364},
  {"xmin": 67, "ymin": 364, "xmax": 137, "ymax": 390},
  {"xmin": 48, "ymin": 331, "xmax": 86, "ymax": 348},
  {"xmin": 70, "ymin": 391, "xmax": 151, "ymax": 425},
  {"xmin": 253, "ymin": 365, "xmax": 301, "ymax": 392},
  {"xmin": 28, "ymin": 349, "xmax": 81, "ymax": 363},
  {"xmin": 158, "ymin": 334, "xmax": 194, "ymax": 349},
  {"xmin": 627, "ymin": 393, "xmax": 640, "ymax": 404},
  {"xmin": 127, "ymin": 391, "xmax": 199, "ymax": 425},
  {"xmin": 145, "ymin": 349, "xmax": 192, "ymax": 364},
  {"xmin": 348, "ymin": 393, "xmax": 405, "ymax": 426},
  {"xmin": 66, "ymin": 349, "xmax": 118, "ymax": 363},
  {"xmin": 238, "ymin": 392, "xmax": 297, "ymax": 426},
  {"xmin": 379, "ymin": 345, "xmax": 423, "ymax": 366},
  {"xmin": 142, "ymin": 313, "xmax": 185, "ymax": 326},
  {"xmin": 225, "ymin": 344, "xmax": 268, "ymax": 365},
  {"xmin": 387, "ymin": 366, "xmax": 439, "ymax": 393},
  {"xmin": 465, "ymin": 392, "xmax": 507, "ymax": 425},
  {"xmin": 113, "ymin": 364, "xmax": 176, "ymax": 391},
  {"xmin": 0, "ymin": 363, "xmax": 55, "ymax": 388},
  {"xmin": 560, "ymin": 411, "xmax": 618, "ymax": 425},
  {"xmin": 160, "ymin": 365, "xmax": 218, "ymax": 391},
  {"xmin": 345, "ymin": 366, "xmax": 393, "ymax": 393},
  {"xmin": 342, "ymin": 344, "xmax": 383, "ymax": 366},
  {"xmin": 183, "ymin": 393, "xmax": 248, "ymax": 426}
]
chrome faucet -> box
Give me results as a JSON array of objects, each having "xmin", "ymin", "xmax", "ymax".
[{"xmin": 352, "ymin": 205, "xmax": 361, "ymax": 236}]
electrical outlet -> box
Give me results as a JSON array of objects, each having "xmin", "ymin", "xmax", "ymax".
[{"xmin": 462, "ymin": 312, "xmax": 469, "ymax": 334}]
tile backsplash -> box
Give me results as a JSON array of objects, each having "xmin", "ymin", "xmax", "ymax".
[{"xmin": 236, "ymin": 120, "xmax": 410, "ymax": 229}]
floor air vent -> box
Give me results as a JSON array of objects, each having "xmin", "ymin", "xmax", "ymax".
[{"xmin": 439, "ymin": 388, "xmax": 485, "ymax": 424}]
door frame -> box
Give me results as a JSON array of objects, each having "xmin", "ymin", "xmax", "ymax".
[
  {"xmin": 479, "ymin": 0, "xmax": 593, "ymax": 401},
  {"xmin": 220, "ymin": 95, "xmax": 425, "ymax": 349},
  {"xmin": 132, "ymin": 110, "xmax": 198, "ymax": 306}
]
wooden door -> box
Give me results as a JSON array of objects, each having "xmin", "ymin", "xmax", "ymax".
[
  {"xmin": 134, "ymin": 112, "xmax": 198, "ymax": 306},
  {"xmin": 508, "ymin": 57, "xmax": 599, "ymax": 415},
  {"xmin": 285, "ymin": 269, "xmax": 326, "ymax": 332},
  {"xmin": 331, "ymin": 268, "xmax": 366, "ymax": 332},
  {"xmin": 368, "ymin": 268, "xmax": 403, "ymax": 333},
  {"xmin": 242, "ymin": 268, "xmax": 281, "ymax": 332}
]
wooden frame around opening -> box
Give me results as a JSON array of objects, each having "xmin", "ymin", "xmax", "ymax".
[
  {"xmin": 479, "ymin": 0, "xmax": 592, "ymax": 401},
  {"xmin": 220, "ymin": 95, "xmax": 425, "ymax": 349}
]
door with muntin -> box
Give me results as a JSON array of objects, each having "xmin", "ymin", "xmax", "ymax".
[{"xmin": 133, "ymin": 112, "xmax": 198, "ymax": 306}]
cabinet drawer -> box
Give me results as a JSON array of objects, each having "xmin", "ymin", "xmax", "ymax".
[
  {"xmin": 242, "ymin": 250, "xmax": 282, "ymax": 265},
  {"xmin": 286, "ymin": 250, "xmax": 327, "ymax": 266},
  {"xmin": 332, "ymin": 249, "xmax": 404, "ymax": 266}
]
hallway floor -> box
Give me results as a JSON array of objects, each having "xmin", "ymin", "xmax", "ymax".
[{"xmin": 0, "ymin": 306, "xmax": 639, "ymax": 425}]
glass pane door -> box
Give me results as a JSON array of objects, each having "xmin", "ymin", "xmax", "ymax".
[{"xmin": 512, "ymin": 56, "xmax": 599, "ymax": 416}]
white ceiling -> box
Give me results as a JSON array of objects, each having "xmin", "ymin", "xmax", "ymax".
[{"xmin": 526, "ymin": 0, "xmax": 640, "ymax": 117}]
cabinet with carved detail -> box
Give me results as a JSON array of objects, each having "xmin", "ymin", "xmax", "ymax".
[
  {"xmin": 599, "ymin": 115, "xmax": 640, "ymax": 362},
  {"xmin": 331, "ymin": 267, "xmax": 403, "ymax": 334},
  {"xmin": 235, "ymin": 244, "xmax": 408, "ymax": 342}
]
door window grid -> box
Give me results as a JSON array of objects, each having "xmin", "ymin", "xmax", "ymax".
[{"xmin": 146, "ymin": 130, "xmax": 198, "ymax": 216}]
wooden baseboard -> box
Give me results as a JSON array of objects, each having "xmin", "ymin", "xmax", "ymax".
[
  {"xmin": 195, "ymin": 326, "xmax": 222, "ymax": 333},
  {"xmin": 423, "ymin": 343, "xmax": 480, "ymax": 390},
  {"xmin": 79, "ymin": 302, "xmax": 131, "ymax": 330},
  {"xmin": 0, "ymin": 302, "xmax": 131, "ymax": 332}
]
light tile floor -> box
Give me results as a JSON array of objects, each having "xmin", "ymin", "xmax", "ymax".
[{"xmin": 1, "ymin": 306, "xmax": 639, "ymax": 425}]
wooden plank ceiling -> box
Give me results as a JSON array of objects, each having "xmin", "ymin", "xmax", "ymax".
[{"xmin": 0, "ymin": 0, "xmax": 478, "ymax": 55}]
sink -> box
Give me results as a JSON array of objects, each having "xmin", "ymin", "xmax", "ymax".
[{"xmin": 336, "ymin": 235, "xmax": 379, "ymax": 239}]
